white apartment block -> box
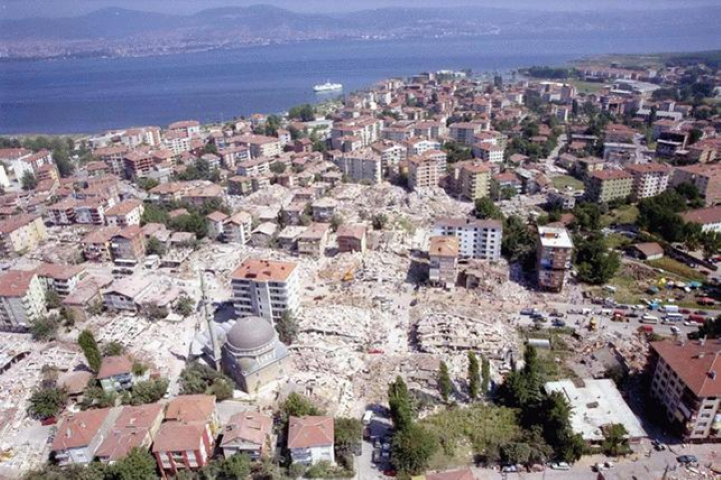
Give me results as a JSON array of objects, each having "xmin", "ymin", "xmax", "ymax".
[
  {"xmin": 433, "ymin": 218, "xmax": 503, "ymax": 261},
  {"xmin": 231, "ymin": 259, "xmax": 300, "ymax": 321},
  {"xmin": 626, "ymin": 162, "xmax": 671, "ymax": 199},
  {"xmin": 0, "ymin": 270, "xmax": 47, "ymax": 331},
  {"xmin": 333, "ymin": 149, "xmax": 382, "ymax": 185}
]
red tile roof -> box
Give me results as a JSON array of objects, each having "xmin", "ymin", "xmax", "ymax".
[
  {"xmin": 680, "ymin": 206, "xmax": 721, "ymax": 226},
  {"xmin": 231, "ymin": 259, "xmax": 298, "ymax": 282},
  {"xmin": 220, "ymin": 411, "xmax": 272, "ymax": 448},
  {"xmin": 96, "ymin": 404, "xmax": 164, "ymax": 461},
  {"xmin": 152, "ymin": 422, "xmax": 206, "ymax": 453},
  {"xmin": 165, "ymin": 394, "xmax": 215, "ymax": 424},
  {"xmin": 97, "ymin": 356, "xmax": 133, "ymax": 380},
  {"xmin": 0, "ymin": 270, "xmax": 37, "ymax": 297},
  {"xmin": 52, "ymin": 408, "xmax": 112, "ymax": 451},
  {"xmin": 287, "ymin": 416, "xmax": 334, "ymax": 449},
  {"xmin": 651, "ymin": 339, "xmax": 721, "ymax": 397}
]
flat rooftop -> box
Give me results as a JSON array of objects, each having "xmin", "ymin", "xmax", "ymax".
[
  {"xmin": 537, "ymin": 226, "xmax": 573, "ymax": 249},
  {"xmin": 545, "ymin": 379, "xmax": 646, "ymax": 442}
]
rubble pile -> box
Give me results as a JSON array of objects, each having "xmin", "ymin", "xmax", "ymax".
[{"xmin": 415, "ymin": 313, "xmax": 518, "ymax": 361}]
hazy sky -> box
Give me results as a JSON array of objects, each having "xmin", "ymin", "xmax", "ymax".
[{"xmin": 1, "ymin": 0, "xmax": 720, "ymax": 18}]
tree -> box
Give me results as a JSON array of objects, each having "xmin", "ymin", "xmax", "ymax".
[
  {"xmin": 501, "ymin": 442, "xmax": 532, "ymax": 466},
  {"xmin": 474, "ymin": 197, "xmax": 502, "ymax": 220},
  {"xmin": 210, "ymin": 377, "xmax": 234, "ymax": 401},
  {"xmin": 270, "ymin": 161, "xmax": 286, "ymax": 175},
  {"xmin": 372, "ymin": 213, "xmax": 388, "ymax": 231},
  {"xmin": 481, "ymin": 355, "xmax": 491, "ymax": 396},
  {"xmin": 280, "ymin": 392, "xmax": 324, "ymax": 423},
  {"xmin": 574, "ymin": 233, "xmax": 621, "ymax": 285},
  {"xmin": 442, "ymin": 141, "xmax": 472, "ymax": 164},
  {"xmin": 276, "ymin": 311, "xmax": 298, "ymax": 345},
  {"xmin": 502, "ymin": 215, "xmax": 537, "ymax": 268},
  {"xmin": 53, "ymin": 148, "xmax": 75, "ymax": 178},
  {"xmin": 388, "ymin": 376, "xmax": 413, "ymax": 431},
  {"xmin": 130, "ymin": 379, "xmax": 168, "ymax": 405},
  {"xmin": 45, "ymin": 290, "xmax": 62, "ymax": 309},
  {"xmin": 602, "ymin": 424, "xmax": 630, "ymax": 457},
  {"xmin": 175, "ymin": 296, "xmax": 195, "ymax": 317},
  {"xmin": 334, "ymin": 417, "xmax": 362, "ymax": 470},
  {"xmin": 80, "ymin": 385, "xmax": 117, "ymax": 410},
  {"xmin": 390, "ymin": 423, "xmax": 438, "ymax": 475},
  {"xmin": 201, "ymin": 453, "xmax": 252, "ymax": 480},
  {"xmin": 289, "ymin": 104, "xmax": 316, "ymax": 122},
  {"xmin": 696, "ymin": 315, "xmax": 721, "ymax": 339},
  {"xmin": 78, "ymin": 330, "xmax": 102, "ymax": 372},
  {"xmin": 145, "ymin": 236, "xmax": 166, "ymax": 257},
  {"xmin": 203, "ymin": 142, "xmax": 219, "ymax": 155},
  {"xmin": 329, "ymin": 214, "xmax": 343, "ymax": 232},
  {"xmin": 28, "ymin": 388, "xmax": 67, "ymax": 420},
  {"xmin": 21, "ymin": 171, "xmax": 38, "ymax": 190},
  {"xmin": 102, "ymin": 342, "xmax": 125, "ymax": 357},
  {"xmin": 437, "ymin": 361, "xmax": 453, "ymax": 403},
  {"xmin": 467, "ymin": 352, "xmax": 480, "ymax": 400},
  {"xmin": 179, "ymin": 362, "xmax": 235, "ymax": 398},
  {"xmin": 105, "ymin": 448, "xmax": 158, "ymax": 480},
  {"xmin": 141, "ymin": 203, "xmax": 170, "ymax": 226},
  {"xmin": 30, "ymin": 316, "xmax": 60, "ymax": 342}
]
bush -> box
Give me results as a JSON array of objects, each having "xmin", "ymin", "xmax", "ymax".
[
  {"xmin": 28, "ymin": 388, "xmax": 67, "ymax": 420},
  {"xmin": 30, "ymin": 316, "xmax": 60, "ymax": 342},
  {"xmin": 130, "ymin": 379, "xmax": 168, "ymax": 406}
]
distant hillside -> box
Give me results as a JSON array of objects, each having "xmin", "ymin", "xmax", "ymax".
[{"xmin": 1, "ymin": 4, "xmax": 720, "ymax": 58}]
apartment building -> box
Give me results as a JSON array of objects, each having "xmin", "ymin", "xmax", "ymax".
[
  {"xmin": 584, "ymin": 170, "xmax": 634, "ymax": 203},
  {"xmin": 224, "ymin": 211, "xmax": 252, "ymax": 244},
  {"xmin": 0, "ymin": 269, "xmax": 47, "ymax": 331},
  {"xmin": 231, "ymin": 259, "xmax": 300, "ymax": 321},
  {"xmin": 433, "ymin": 218, "xmax": 502, "ymax": 261},
  {"xmin": 647, "ymin": 339, "xmax": 720, "ymax": 441},
  {"xmin": 93, "ymin": 146, "xmax": 129, "ymax": 176},
  {"xmin": 235, "ymin": 134, "xmax": 282, "ymax": 158},
  {"xmin": 0, "ymin": 214, "xmax": 47, "ymax": 257},
  {"xmin": 371, "ymin": 140, "xmax": 405, "ymax": 176},
  {"xmin": 82, "ymin": 226, "xmax": 122, "ymax": 262},
  {"xmin": 110, "ymin": 225, "xmax": 146, "ymax": 268},
  {"xmin": 452, "ymin": 161, "xmax": 492, "ymax": 201},
  {"xmin": 405, "ymin": 138, "xmax": 442, "ymax": 157},
  {"xmin": 105, "ymin": 200, "xmax": 144, "ymax": 228},
  {"xmin": 333, "ymin": 149, "xmax": 382, "ymax": 185},
  {"xmin": 407, "ymin": 153, "xmax": 446, "ymax": 190},
  {"xmin": 536, "ymin": 226, "xmax": 573, "ymax": 293},
  {"xmin": 168, "ymin": 120, "xmax": 201, "ymax": 138},
  {"xmin": 449, "ymin": 121, "xmax": 488, "ymax": 146},
  {"xmin": 297, "ymin": 223, "xmax": 330, "ymax": 256},
  {"xmin": 123, "ymin": 150, "xmax": 154, "ymax": 180},
  {"xmin": 626, "ymin": 162, "xmax": 671, "ymax": 200},
  {"xmin": 330, "ymin": 118, "xmax": 383, "ymax": 151},
  {"xmin": 74, "ymin": 197, "xmax": 109, "ymax": 225},
  {"xmin": 36, "ymin": 263, "xmax": 86, "ymax": 297},
  {"xmin": 46, "ymin": 197, "xmax": 78, "ymax": 225},
  {"xmin": 336, "ymin": 224, "xmax": 368, "ymax": 253},
  {"xmin": 671, "ymin": 164, "xmax": 721, "ymax": 206},
  {"xmin": 473, "ymin": 143, "xmax": 504, "ymax": 163},
  {"xmin": 428, "ymin": 236, "xmax": 459, "ymax": 289}
]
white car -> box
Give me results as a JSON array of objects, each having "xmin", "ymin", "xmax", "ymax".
[{"xmin": 549, "ymin": 462, "xmax": 571, "ymax": 470}]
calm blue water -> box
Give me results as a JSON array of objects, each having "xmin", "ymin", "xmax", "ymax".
[{"xmin": 1, "ymin": 34, "xmax": 720, "ymax": 134}]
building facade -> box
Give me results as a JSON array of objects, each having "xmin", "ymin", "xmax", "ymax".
[
  {"xmin": 231, "ymin": 259, "xmax": 300, "ymax": 321},
  {"xmin": 536, "ymin": 226, "xmax": 574, "ymax": 292},
  {"xmin": 433, "ymin": 218, "xmax": 502, "ymax": 261}
]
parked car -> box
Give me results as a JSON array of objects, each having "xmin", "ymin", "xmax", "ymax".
[
  {"xmin": 549, "ymin": 462, "xmax": 571, "ymax": 470},
  {"xmin": 652, "ymin": 440, "xmax": 667, "ymax": 451},
  {"xmin": 677, "ymin": 455, "xmax": 698, "ymax": 465},
  {"xmin": 501, "ymin": 465, "xmax": 519, "ymax": 473}
]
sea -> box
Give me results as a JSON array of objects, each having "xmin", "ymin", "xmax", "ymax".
[{"xmin": 0, "ymin": 33, "xmax": 720, "ymax": 135}]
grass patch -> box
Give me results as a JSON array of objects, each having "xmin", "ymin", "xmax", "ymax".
[
  {"xmin": 602, "ymin": 205, "xmax": 639, "ymax": 226},
  {"xmin": 606, "ymin": 233, "xmax": 633, "ymax": 251},
  {"xmin": 647, "ymin": 258, "xmax": 706, "ymax": 282},
  {"xmin": 568, "ymin": 79, "xmax": 606, "ymax": 94},
  {"xmin": 552, "ymin": 175, "xmax": 584, "ymax": 191},
  {"xmin": 421, "ymin": 404, "xmax": 521, "ymax": 469}
]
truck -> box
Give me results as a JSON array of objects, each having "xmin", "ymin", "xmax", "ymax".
[
  {"xmin": 661, "ymin": 305, "xmax": 679, "ymax": 314},
  {"xmin": 641, "ymin": 315, "xmax": 659, "ymax": 324}
]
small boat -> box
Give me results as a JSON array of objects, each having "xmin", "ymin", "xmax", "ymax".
[{"xmin": 314, "ymin": 81, "xmax": 343, "ymax": 93}]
